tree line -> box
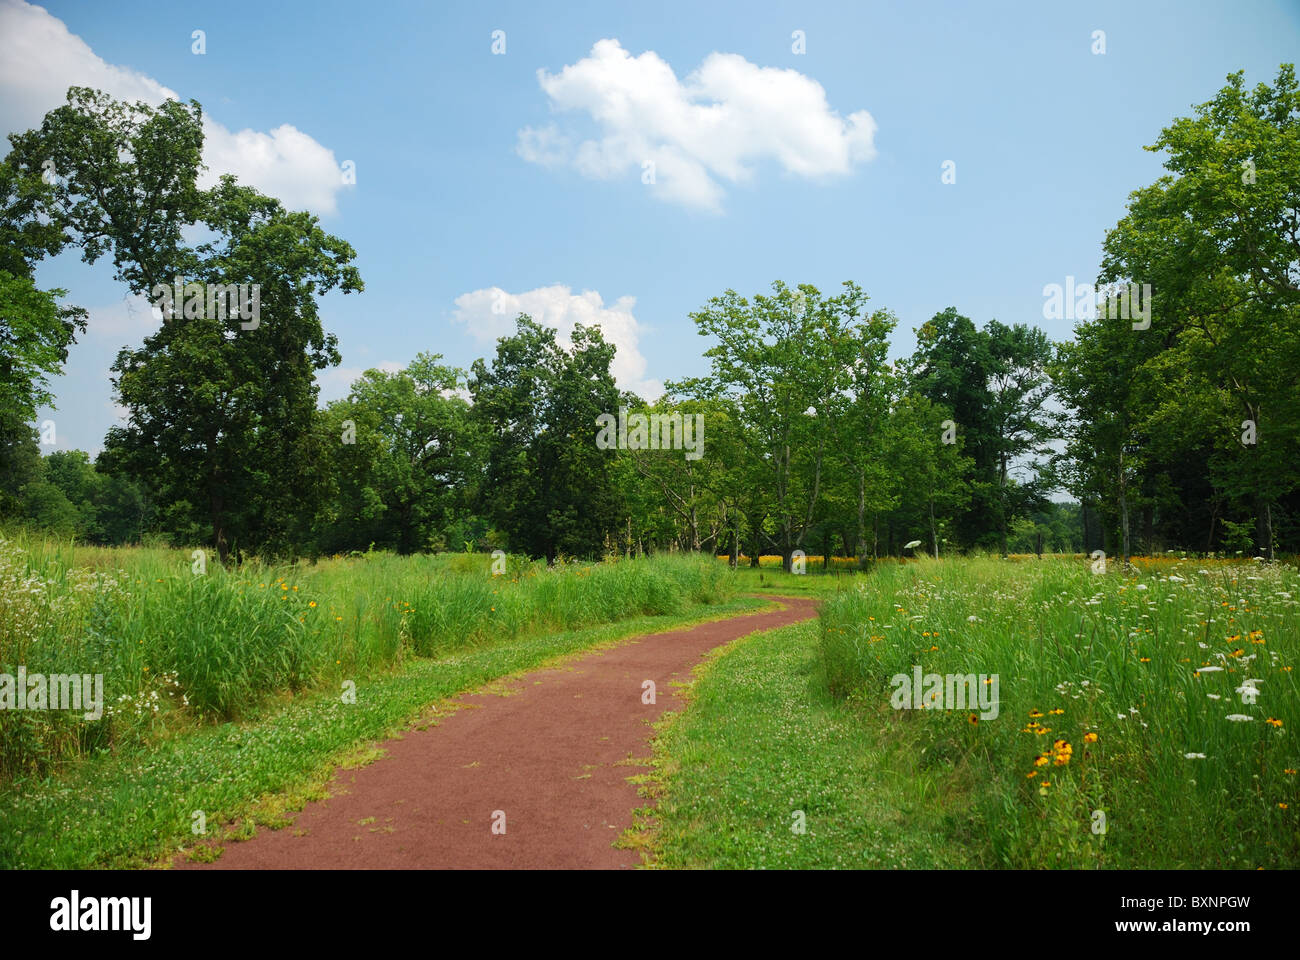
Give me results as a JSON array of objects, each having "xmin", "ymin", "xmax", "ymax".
[{"xmin": 1, "ymin": 68, "xmax": 1297, "ymax": 566}]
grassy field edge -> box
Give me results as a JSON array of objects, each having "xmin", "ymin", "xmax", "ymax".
[{"xmin": 0, "ymin": 594, "xmax": 772, "ymax": 869}]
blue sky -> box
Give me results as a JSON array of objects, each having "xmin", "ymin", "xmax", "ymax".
[{"xmin": 4, "ymin": 0, "xmax": 1298, "ymax": 454}]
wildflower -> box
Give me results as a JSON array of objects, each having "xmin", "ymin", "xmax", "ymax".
[
  {"xmin": 309, "ymin": 601, "xmax": 316, "ymax": 608},
  {"xmin": 1083, "ymin": 732, "xmax": 1098, "ymax": 743},
  {"xmin": 1266, "ymin": 718, "xmax": 1283, "ymax": 728},
  {"xmin": 1280, "ymin": 803, "xmax": 1289, "ymax": 810},
  {"xmin": 1034, "ymin": 754, "xmax": 1050, "ymax": 767},
  {"xmin": 1139, "ymin": 657, "xmax": 1151, "ymax": 663},
  {"xmin": 1048, "ymin": 708, "xmax": 1064, "ymax": 715},
  {"xmin": 1284, "ymin": 769, "xmax": 1297, "ymax": 776},
  {"xmin": 1028, "ymin": 709, "xmax": 1044, "ymax": 719},
  {"xmin": 968, "ymin": 714, "xmax": 979, "ymax": 725}
]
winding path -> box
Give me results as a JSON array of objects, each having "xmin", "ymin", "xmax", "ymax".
[{"xmin": 180, "ymin": 596, "xmax": 817, "ymax": 869}]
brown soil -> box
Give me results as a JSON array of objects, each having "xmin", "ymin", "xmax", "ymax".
[{"xmin": 178, "ymin": 596, "xmax": 817, "ymax": 869}]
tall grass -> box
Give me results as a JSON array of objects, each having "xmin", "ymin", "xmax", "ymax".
[
  {"xmin": 818, "ymin": 555, "xmax": 1300, "ymax": 868},
  {"xmin": 0, "ymin": 533, "xmax": 733, "ymax": 784}
]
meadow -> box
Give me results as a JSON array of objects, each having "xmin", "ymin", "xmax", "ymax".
[
  {"xmin": 813, "ymin": 555, "xmax": 1300, "ymax": 867},
  {"xmin": 6, "ymin": 534, "xmax": 1297, "ymax": 870},
  {"xmin": 0, "ymin": 533, "xmax": 735, "ymax": 785},
  {"xmin": 641, "ymin": 555, "xmax": 1298, "ymax": 869}
]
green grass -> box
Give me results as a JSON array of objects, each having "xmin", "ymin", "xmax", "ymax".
[
  {"xmin": 634, "ymin": 619, "xmax": 969, "ymax": 869},
  {"xmin": 724, "ymin": 564, "xmax": 865, "ymax": 598},
  {"xmin": 0, "ymin": 534, "xmax": 734, "ymax": 782},
  {"xmin": 817, "ymin": 555, "xmax": 1300, "ymax": 868},
  {"xmin": 0, "ymin": 594, "xmax": 768, "ymax": 868}
]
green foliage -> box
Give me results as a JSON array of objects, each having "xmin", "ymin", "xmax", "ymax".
[
  {"xmin": 316, "ymin": 353, "xmax": 481, "ymax": 554},
  {"xmin": 470, "ymin": 316, "xmax": 624, "ymax": 561},
  {"xmin": 1061, "ymin": 63, "xmax": 1300, "ymax": 559}
]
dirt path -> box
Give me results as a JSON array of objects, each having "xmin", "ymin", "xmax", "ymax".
[{"xmin": 179, "ymin": 596, "xmax": 817, "ymax": 869}]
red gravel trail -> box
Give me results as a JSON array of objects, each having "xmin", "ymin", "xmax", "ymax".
[{"xmin": 180, "ymin": 596, "xmax": 817, "ymax": 870}]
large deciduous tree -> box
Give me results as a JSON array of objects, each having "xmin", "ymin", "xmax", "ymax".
[{"xmin": 7, "ymin": 88, "xmax": 363, "ymax": 561}]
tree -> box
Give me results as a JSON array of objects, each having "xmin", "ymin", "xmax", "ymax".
[
  {"xmin": 984, "ymin": 320, "xmax": 1058, "ymax": 556},
  {"xmin": 670, "ymin": 281, "xmax": 879, "ymax": 572},
  {"xmin": 470, "ymin": 317, "xmax": 623, "ymax": 561},
  {"xmin": 884, "ymin": 393, "xmax": 972, "ymax": 559},
  {"xmin": 907, "ymin": 307, "xmax": 996, "ymax": 547},
  {"xmin": 8, "ymin": 89, "xmax": 363, "ymax": 561},
  {"xmin": 320, "ymin": 355, "xmax": 480, "ymax": 553},
  {"xmin": 0, "ymin": 159, "xmax": 86, "ymax": 514},
  {"xmin": 1078, "ymin": 64, "xmax": 1300, "ymax": 557},
  {"xmin": 909, "ymin": 308, "xmax": 1057, "ymax": 553}
]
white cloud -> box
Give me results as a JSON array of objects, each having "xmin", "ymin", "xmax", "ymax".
[
  {"xmin": 315, "ymin": 361, "xmax": 405, "ymax": 405},
  {"xmin": 452, "ymin": 285, "xmax": 662, "ymax": 400},
  {"xmin": 0, "ymin": 0, "xmax": 350, "ymax": 215},
  {"xmin": 517, "ymin": 38, "xmax": 876, "ymax": 212}
]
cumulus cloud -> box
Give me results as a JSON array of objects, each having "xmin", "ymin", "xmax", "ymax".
[
  {"xmin": 452, "ymin": 285, "xmax": 662, "ymax": 400},
  {"xmin": 517, "ymin": 38, "xmax": 876, "ymax": 212},
  {"xmin": 0, "ymin": 0, "xmax": 350, "ymax": 215}
]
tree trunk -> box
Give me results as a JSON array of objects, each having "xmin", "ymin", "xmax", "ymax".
[
  {"xmin": 210, "ymin": 494, "xmax": 229, "ymax": 565},
  {"xmin": 999, "ymin": 457, "xmax": 1009, "ymax": 558},
  {"xmin": 855, "ymin": 467, "xmax": 866, "ymax": 566},
  {"xmin": 1118, "ymin": 448, "xmax": 1131, "ymax": 566}
]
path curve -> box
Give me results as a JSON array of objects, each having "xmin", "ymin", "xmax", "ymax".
[{"xmin": 180, "ymin": 596, "xmax": 817, "ymax": 869}]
